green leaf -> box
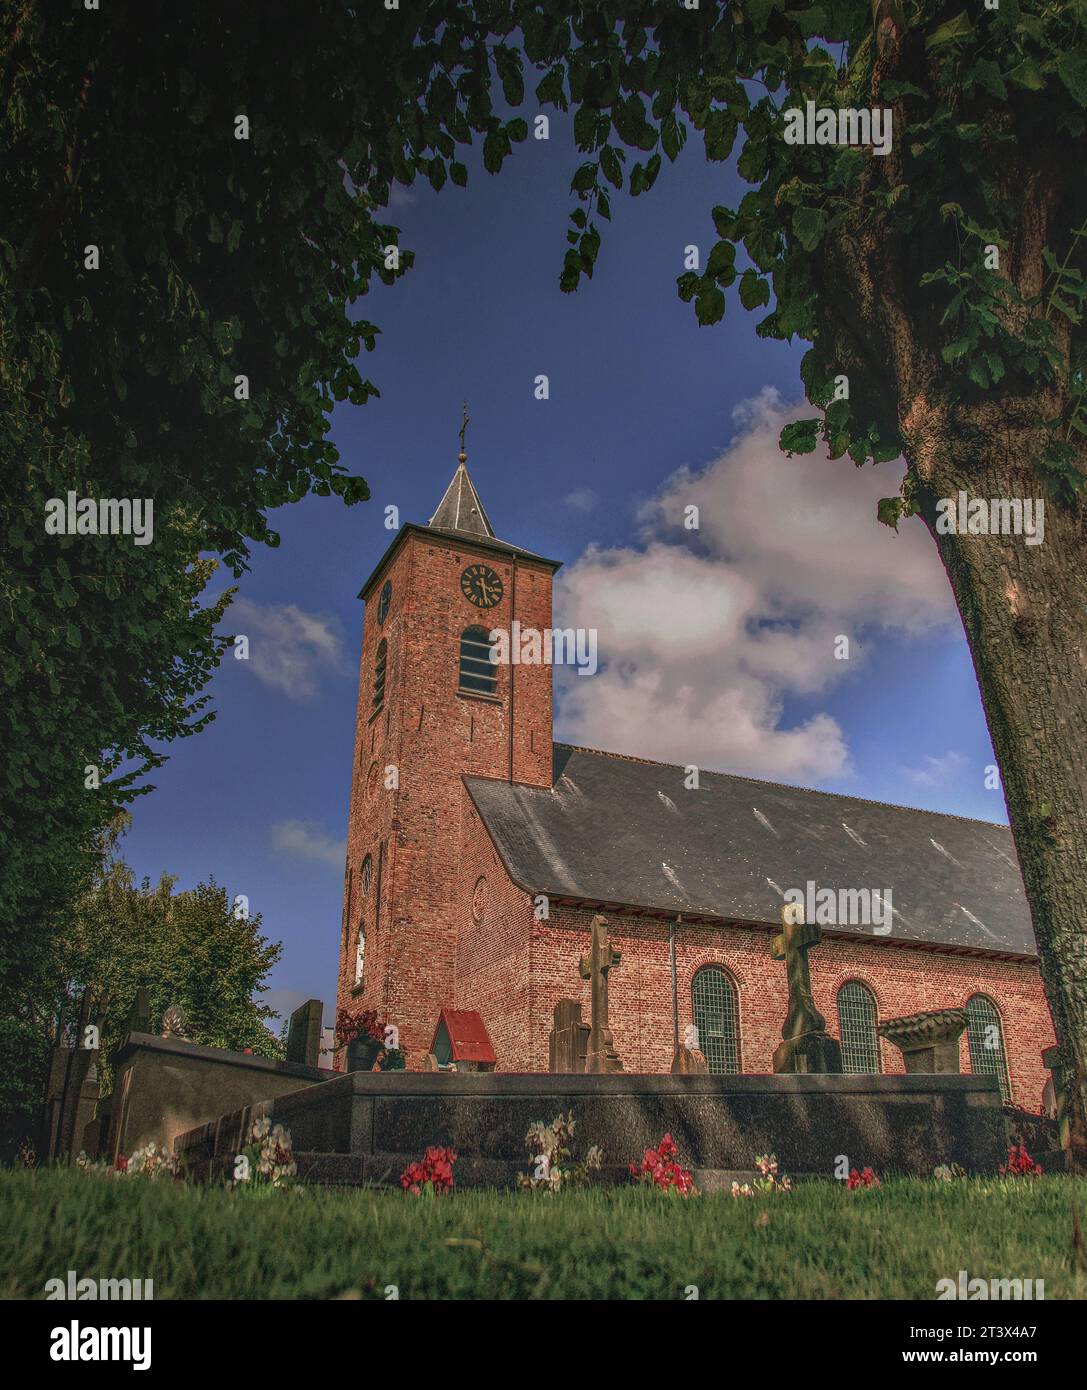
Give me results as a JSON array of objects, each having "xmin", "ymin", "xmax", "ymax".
[
  {"xmin": 695, "ymin": 285, "xmax": 725, "ymax": 326},
  {"xmin": 1007, "ymin": 57, "xmax": 1045, "ymax": 91},
  {"xmin": 738, "ymin": 268, "xmax": 770, "ymax": 310},
  {"xmin": 707, "ymin": 240, "xmax": 736, "ymax": 281},
  {"xmin": 494, "ymin": 47, "xmax": 524, "ymax": 107},
  {"xmin": 1058, "ymin": 52, "xmax": 1087, "ymax": 108},
  {"xmin": 449, "ymin": 162, "xmax": 468, "ymax": 188},
  {"xmin": 925, "ymin": 12, "xmax": 973, "ymax": 47},
  {"xmin": 779, "ymin": 419, "xmax": 820, "ymax": 455},
  {"xmin": 600, "ymin": 145, "xmax": 623, "ymax": 189},
  {"xmin": 877, "ymin": 497, "xmax": 904, "ymax": 531},
  {"xmin": 792, "ymin": 206, "xmax": 827, "ymax": 252}
]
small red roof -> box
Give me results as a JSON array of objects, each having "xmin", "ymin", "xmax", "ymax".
[{"xmin": 431, "ymin": 1008, "xmax": 496, "ymax": 1064}]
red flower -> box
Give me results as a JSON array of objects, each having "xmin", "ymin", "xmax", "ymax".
[
  {"xmin": 846, "ymin": 1167, "xmax": 880, "ymax": 1190},
  {"xmin": 400, "ymin": 1145, "xmax": 457, "ymax": 1195},
  {"xmin": 999, "ymin": 1144, "xmax": 1043, "ymax": 1178},
  {"xmin": 630, "ymin": 1134, "xmax": 697, "ymax": 1197}
]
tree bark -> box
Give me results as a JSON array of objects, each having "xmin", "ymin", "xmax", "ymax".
[{"xmin": 904, "ymin": 404, "xmax": 1087, "ymax": 1165}]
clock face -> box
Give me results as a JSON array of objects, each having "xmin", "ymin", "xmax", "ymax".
[
  {"xmin": 377, "ymin": 579, "xmax": 391, "ymax": 626},
  {"xmin": 460, "ymin": 563, "xmax": 504, "ymax": 609}
]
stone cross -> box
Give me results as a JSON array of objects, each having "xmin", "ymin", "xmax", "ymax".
[
  {"xmin": 771, "ymin": 903, "xmax": 842, "ymax": 1073},
  {"xmin": 579, "ymin": 914, "xmax": 623, "ymax": 1073},
  {"xmin": 771, "ymin": 902, "xmax": 827, "ymax": 1041}
]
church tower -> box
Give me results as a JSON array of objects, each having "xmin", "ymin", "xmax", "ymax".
[{"xmin": 336, "ymin": 442, "xmax": 561, "ymax": 1067}]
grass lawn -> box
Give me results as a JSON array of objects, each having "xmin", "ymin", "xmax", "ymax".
[{"xmin": 2, "ymin": 1168, "xmax": 1085, "ymax": 1300}]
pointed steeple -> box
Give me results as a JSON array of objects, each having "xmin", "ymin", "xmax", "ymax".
[
  {"xmin": 427, "ymin": 403, "xmax": 496, "ymax": 538},
  {"xmin": 428, "ymin": 461, "xmax": 496, "ymax": 538}
]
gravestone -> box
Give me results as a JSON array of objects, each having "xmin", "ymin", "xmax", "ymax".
[
  {"xmin": 578, "ymin": 915, "xmax": 623, "ymax": 1074},
  {"xmin": 127, "ymin": 987, "xmax": 152, "ymax": 1035},
  {"xmin": 286, "ymin": 999, "xmax": 324, "ymax": 1068},
  {"xmin": 1042, "ymin": 1044, "xmax": 1071, "ymax": 1153},
  {"xmin": 548, "ymin": 999, "xmax": 590, "ymax": 1073},
  {"xmin": 879, "ymin": 1008, "xmax": 967, "ymax": 1074},
  {"xmin": 771, "ymin": 904, "xmax": 841, "ymax": 1074},
  {"xmin": 671, "ymin": 1045, "xmax": 709, "ymax": 1074},
  {"xmin": 41, "ymin": 990, "xmax": 104, "ymax": 1162}
]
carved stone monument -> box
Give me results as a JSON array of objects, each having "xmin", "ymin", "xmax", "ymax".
[
  {"xmin": 548, "ymin": 998, "xmax": 590, "ymax": 1073},
  {"xmin": 771, "ymin": 903, "xmax": 842, "ymax": 1074},
  {"xmin": 878, "ymin": 1008, "xmax": 967, "ymax": 1074},
  {"xmin": 161, "ymin": 1003, "xmax": 191, "ymax": 1040},
  {"xmin": 578, "ymin": 915, "xmax": 624, "ymax": 1074}
]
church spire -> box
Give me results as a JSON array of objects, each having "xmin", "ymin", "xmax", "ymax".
[{"xmin": 427, "ymin": 402, "xmax": 496, "ymax": 538}]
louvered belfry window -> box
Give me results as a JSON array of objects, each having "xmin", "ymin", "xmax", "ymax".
[
  {"xmin": 837, "ymin": 981, "xmax": 881, "ymax": 1074},
  {"xmin": 459, "ymin": 625, "xmax": 498, "ymax": 695},
  {"xmin": 967, "ymin": 994, "xmax": 1011, "ymax": 1101},
  {"xmin": 692, "ymin": 966, "xmax": 741, "ymax": 1075},
  {"xmin": 371, "ymin": 638, "xmax": 387, "ymax": 712}
]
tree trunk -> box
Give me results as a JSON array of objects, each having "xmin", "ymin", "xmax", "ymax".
[{"xmin": 904, "ymin": 403, "xmax": 1087, "ymax": 1165}]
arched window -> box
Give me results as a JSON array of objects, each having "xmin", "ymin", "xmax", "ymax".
[
  {"xmin": 360, "ymin": 854, "xmax": 373, "ymax": 897},
  {"xmin": 371, "ymin": 639, "xmax": 387, "ymax": 712},
  {"xmin": 459, "ymin": 625, "xmax": 498, "ymax": 695},
  {"xmin": 692, "ymin": 966, "xmax": 741, "ymax": 1074},
  {"xmin": 837, "ymin": 981, "xmax": 881, "ymax": 1074},
  {"xmin": 354, "ymin": 922, "xmax": 366, "ymax": 988},
  {"xmin": 967, "ymin": 994, "xmax": 1010, "ymax": 1101}
]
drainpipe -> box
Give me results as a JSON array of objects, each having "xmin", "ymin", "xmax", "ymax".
[
  {"xmin": 670, "ymin": 913, "xmax": 682, "ymax": 1053},
  {"xmin": 508, "ymin": 555, "xmax": 517, "ymax": 782}
]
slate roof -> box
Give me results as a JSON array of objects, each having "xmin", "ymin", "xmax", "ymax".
[
  {"xmin": 428, "ymin": 461, "xmax": 496, "ymax": 538},
  {"xmin": 465, "ymin": 744, "xmax": 1036, "ymax": 959}
]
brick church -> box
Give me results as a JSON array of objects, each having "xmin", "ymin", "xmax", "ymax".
[{"xmin": 336, "ymin": 455, "xmax": 1056, "ymax": 1109}]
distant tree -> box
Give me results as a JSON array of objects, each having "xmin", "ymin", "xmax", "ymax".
[
  {"xmin": 0, "ymin": 817, "xmax": 283, "ymax": 1137},
  {"xmin": 64, "ymin": 846, "xmax": 284, "ymax": 1093}
]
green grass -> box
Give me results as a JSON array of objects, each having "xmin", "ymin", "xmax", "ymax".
[{"xmin": 2, "ymin": 1169, "xmax": 1085, "ymax": 1300}]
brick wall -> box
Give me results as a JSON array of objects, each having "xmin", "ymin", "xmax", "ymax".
[
  {"xmin": 335, "ymin": 527, "xmax": 555, "ymax": 1066},
  {"xmin": 446, "ymin": 847, "xmax": 1054, "ymax": 1108}
]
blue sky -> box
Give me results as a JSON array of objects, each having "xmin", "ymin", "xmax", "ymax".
[{"xmin": 118, "ymin": 110, "xmax": 1005, "ymax": 1026}]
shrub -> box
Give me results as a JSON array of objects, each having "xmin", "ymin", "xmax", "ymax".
[
  {"xmin": 233, "ymin": 1117, "xmax": 297, "ymax": 1190},
  {"xmin": 517, "ymin": 1111, "xmax": 603, "ymax": 1192},
  {"xmin": 732, "ymin": 1154, "xmax": 792, "ymax": 1198},
  {"xmin": 1000, "ymin": 1144, "xmax": 1044, "ymax": 1178}
]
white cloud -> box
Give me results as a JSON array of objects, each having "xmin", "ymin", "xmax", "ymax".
[
  {"xmin": 555, "ymin": 388, "xmax": 956, "ymax": 783},
  {"xmin": 565, "ymin": 487, "xmax": 598, "ymax": 513},
  {"xmin": 228, "ymin": 597, "xmax": 347, "ymax": 702},
  {"xmin": 269, "ymin": 819, "xmax": 345, "ymax": 866},
  {"xmin": 902, "ymin": 751, "xmax": 969, "ymax": 788}
]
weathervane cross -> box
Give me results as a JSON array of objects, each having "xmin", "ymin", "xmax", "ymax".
[{"xmin": 458, "ymin": 401, "xmax": 469, "ymax": 461}]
